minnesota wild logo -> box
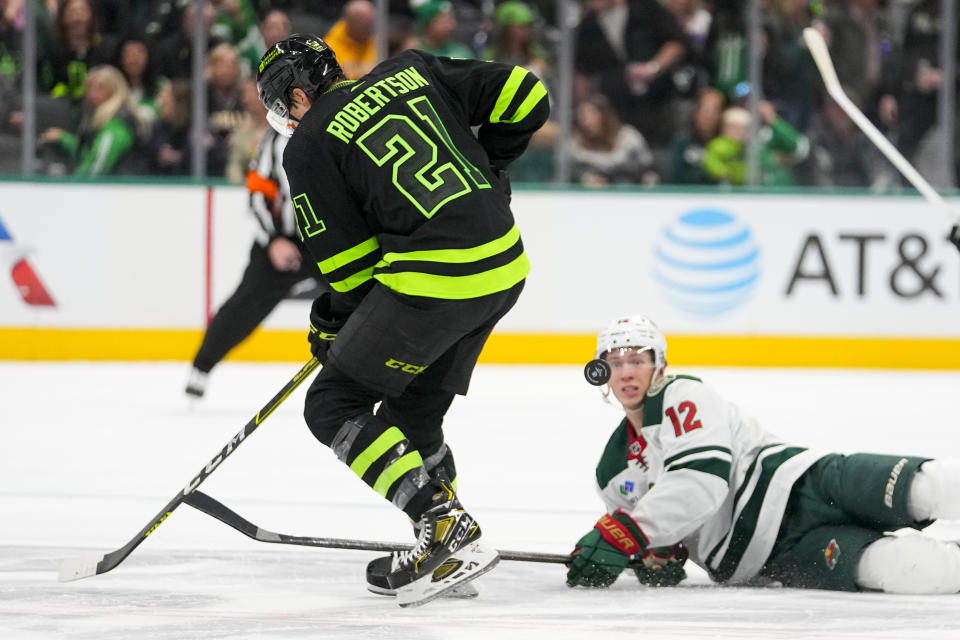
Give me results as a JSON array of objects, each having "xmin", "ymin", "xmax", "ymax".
[{"xmin": 824, "ymin": 539, "xmax": 840, "ymax": 570}]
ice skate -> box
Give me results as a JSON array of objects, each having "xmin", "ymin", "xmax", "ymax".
[
  {"xmin": 184, "ymin": 367, "xmax": 208, "ymax": 399},
  {"xmin": 365, "ymin": 555, "xmax": 479, "ymax": 598},
  {"xmin": 384, "ymin": 482, "xmax": 499, "ymax": 607}
]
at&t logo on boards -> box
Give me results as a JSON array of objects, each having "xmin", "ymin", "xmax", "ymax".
[{"xmin": 652, "ymin": 209, "xmax": 760, "ymax": 316}]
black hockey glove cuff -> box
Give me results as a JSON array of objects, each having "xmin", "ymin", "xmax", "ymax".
[{"xmin": 308, "ymin": 293, "xmax": 347, "ymax": 364}]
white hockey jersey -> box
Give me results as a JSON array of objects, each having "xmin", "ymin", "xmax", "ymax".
[{"xmin": 595, "ymin": 374, "xmax": 825, "ymax": 583}]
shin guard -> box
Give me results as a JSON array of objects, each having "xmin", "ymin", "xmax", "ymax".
[{"xmin": 330, "ymin": 414, "xmax": 430, "ymax": 511}]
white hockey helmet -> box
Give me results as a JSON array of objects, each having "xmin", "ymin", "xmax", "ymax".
[{"xmin": 595, "ymin": 315, "xmax": 667, "ymax": 371}]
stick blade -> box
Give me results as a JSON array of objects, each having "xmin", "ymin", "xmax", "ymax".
[{"xmin": 59, "ymin": 553, "xmax": 104, "ymax": 582}]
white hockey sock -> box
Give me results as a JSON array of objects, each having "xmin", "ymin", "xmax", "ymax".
[
  {"xmin": 908, "ymin": 458, "xmax": 960, "ymax": 521},
  {"xmin": 855, "ymin": 535, "xmax": 960, "ymax": 594}
]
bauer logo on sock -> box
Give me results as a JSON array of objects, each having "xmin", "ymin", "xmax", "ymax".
[{"xmin": 884, "ymin": 458, "xmax": 908, "ymax": 508}]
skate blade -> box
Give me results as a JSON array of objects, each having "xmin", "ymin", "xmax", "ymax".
[
  {"xmin": 368, "ymin": 580, "xmax": 479, "ymax": 599},
  {"xmin": 397, "ymin": 543, "xmax": 499, "ymax": 608}
]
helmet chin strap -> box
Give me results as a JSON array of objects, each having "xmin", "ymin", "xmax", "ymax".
[
  {"xmin": 646, "ymin": 369, "xmax": 670, "ymax": 395},
  {"xmin": 266, "ymin": 110, "xmax": 298, "ymax": 137}
]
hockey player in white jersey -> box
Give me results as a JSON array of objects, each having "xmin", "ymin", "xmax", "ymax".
[{"xmin": 566, "ymin": 315, "xmax": 960, "ymax": 594}]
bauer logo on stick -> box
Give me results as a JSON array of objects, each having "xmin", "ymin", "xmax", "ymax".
[{"xmin": 584, "ymin": 358, "xmax": 611, "ymax": 386}]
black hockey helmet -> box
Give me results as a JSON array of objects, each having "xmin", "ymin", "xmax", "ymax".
[{"xmin": 256, "ymin": 34, "xmax": 342, "ymax": 134}]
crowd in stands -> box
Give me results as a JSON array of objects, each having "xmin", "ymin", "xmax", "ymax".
[{"xmin": 0, "ymin": 0, "xmax": 952, "ymax": 189}]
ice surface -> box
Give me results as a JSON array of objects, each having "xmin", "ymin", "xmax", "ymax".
[{"xmin": 2, "ymin": 362, "xmax": 959, "ymax": 639}]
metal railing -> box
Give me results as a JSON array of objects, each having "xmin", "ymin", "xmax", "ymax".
[{"xmin": 10, "ymin": 0, "xmax": 958, "ymax": 188}]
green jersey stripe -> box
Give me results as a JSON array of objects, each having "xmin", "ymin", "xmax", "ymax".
[
  {"xmin": 500, "ymin": 81, "xmax": 548, "ymax": 124},
  {"xmin": 379, "ymin": 224, "xmax": 521, "ymax": 265},
  {"xmin": 490, "ymin": 66, "xmax": 529, "ymax": 123},
  {"xmin": 329, "ymin": 266, "xmax": 375, "ymax": 292},
  {"xmin": 318, "ymin": 236, "xmax": 380, "ymax": 274},
  {"xmin": 372, "ymin": 450, "xmax": 424, "ymax": 497},
  {"xmin": 596, "ymin": 419, "xmax": 631, "ymax": 488},
  {"xmin": 664, "ymin": 445, "xmax": 732, "ymax": 467},
  {"xmin": 705, "ymin": 443, "xmax": 787, "ymax": 569},
  {"xmin": 731, "ymin": 442, "xmax": 784, "ymax": 507},
  {"xmin": 666, "ymin": 457, "xmax": 732, "ymax": 482},
  {"xmin": 374, "ymin": 252, "xmax": 529, "ymax": 299},
  {"xmin": 709, "ymin": 446, "xmax": 807, "ymax": 582},
  {"xmin": 349, "ymin": 426, "xmax": 406, "ymax": 477}
]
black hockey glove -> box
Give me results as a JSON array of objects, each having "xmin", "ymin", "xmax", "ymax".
[
  {"xmin": 632, "ymin": 543, "xmax": 688, "ymax": 587},
  {"xmin": 307, "ymin": 293, "xmax": 346, "ymax": 364},
  {"xmin": 950, "ymin": 223, "xmax": 960, "ymax": 254}
]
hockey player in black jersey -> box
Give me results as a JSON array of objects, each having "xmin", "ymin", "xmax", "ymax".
[{"xmin": 256, "ymin": 35, "xmax": 549, "ymax": 606}]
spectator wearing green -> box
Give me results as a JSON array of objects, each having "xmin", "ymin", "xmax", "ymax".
[
  {"xmin": 413, "ymin": 0, "xmax": 473, "ymax": 59},
  {"xmin": 482, "ymin": 1, "xmax": 555, "ymax": 183},
  {"xmin": 483, "ymin": 2, "xmax": 548, "ymax": 72},
  {"xmin": 211, "ymin": 0, "xmax": 259, "ymax": 45},
  {"xmin": 39, "ymin": 64, "xmax": 147, "ymax": 176},
  {"xmin": 703, "ymin": 100, "xmax": 809, "ymax": 186},
  {"xmin": 237, "ymin": 9, "xmax": 291, "ymax": 77},
  {"xmin": 667, "ymin": 87, "xmax": 724, "ymax": 184},
  {"xmin": 41, "ymin": 0, "xmax": 115, "ymax": 101},
  {"xmin": 0, "ymin": 21, "xmax": 19, "ymax": 82}
]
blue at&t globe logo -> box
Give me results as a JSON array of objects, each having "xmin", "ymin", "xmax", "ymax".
[{"xmin": 652, "ymin": 209, "xmax": 760, "ymax": 315}]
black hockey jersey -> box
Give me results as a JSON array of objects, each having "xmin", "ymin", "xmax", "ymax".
[{"xmin": 282, "ymin": 49, "xmax": 549, "ymax": 306}]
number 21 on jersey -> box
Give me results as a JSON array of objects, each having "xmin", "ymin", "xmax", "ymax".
[{"xmin": 357, "ymin": 96, "xmax": 489, "ymax": 219}]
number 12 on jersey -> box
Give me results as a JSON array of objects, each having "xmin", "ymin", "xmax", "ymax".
[{"xmin": 666, "ymin": 402, "xmax": 702, "ymax": 437}]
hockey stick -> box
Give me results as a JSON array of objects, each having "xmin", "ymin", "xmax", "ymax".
[
  {"xmin": 183, "ymin": 489, "xmax": 572, "ymax": 564},
  {"xmin": 802, "ymin": 27, "xmax": 960, "ymax": 251},
  {"xmin": 58, "ymin": 357, "xmax": 322, "ymax": 582}
]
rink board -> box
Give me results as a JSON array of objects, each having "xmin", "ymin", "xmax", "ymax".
[{"xmin": 1, "ymin": 181, "xmax": 959, "ymax": 367}]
